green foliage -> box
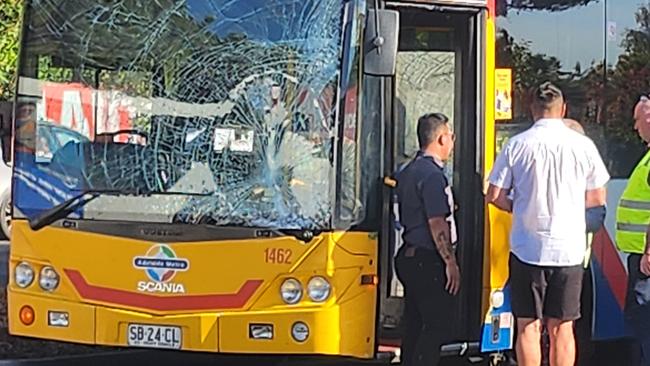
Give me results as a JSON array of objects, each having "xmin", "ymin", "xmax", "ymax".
[{"xmin": 0, "ymin": 0, "xmax": 22, "ymax": 101}]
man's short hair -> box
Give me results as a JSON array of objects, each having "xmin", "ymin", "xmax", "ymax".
[
  {"xmin": 417, "ymin": 112, "xmax": 449, "ymax": 149},
  {"xmin": 531, "ymin": 81, "xmax": 564, "ymax": 111}
]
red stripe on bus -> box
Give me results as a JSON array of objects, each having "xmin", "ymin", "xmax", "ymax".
[
  {"xmin": 64, "ymin": 269, "xmax": 263, "ymax": 311},
  {"xmin": 591, "ymin": 229, "xmax": 628, "ymax": 310}
]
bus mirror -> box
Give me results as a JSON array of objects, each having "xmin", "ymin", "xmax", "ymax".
[{"xmin": 364, "ymin": 9, "xmax": 400, "ymax": 76}]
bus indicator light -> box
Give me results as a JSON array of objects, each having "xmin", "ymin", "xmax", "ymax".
[{"xmin": 19, "ymin": 305, "xmax": 35, "ymax": 326}]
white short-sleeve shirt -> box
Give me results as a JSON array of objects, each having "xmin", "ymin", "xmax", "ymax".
[{"xmin": 488, "ymin": 118, "xmax": 610, "ymax": 266}]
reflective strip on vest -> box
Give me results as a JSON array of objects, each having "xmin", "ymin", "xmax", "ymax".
[
  {"xmin": 617, "ymin": 222, "xmax": 648, "ymax": 233},
  {"xmin": 619, "ymin": 199, "xmax": 650, "ymax": 210}
]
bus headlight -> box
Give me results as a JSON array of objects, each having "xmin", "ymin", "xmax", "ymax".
[
  {"xmin": 491, "ymin": 290, "xmax": 505, "ymax": 309},
  {"xmin": 15, "ymin": 262, "xmax": 34, "ymax": 288},
  {"xmin": 280, "ymin": 278, "xmax": 302, "ymax": 304},
  {"xmin": 39, "ymin": 266, "xmax": 60, "ymax": 292},
  {"xmin": 307, "ymin": 276, "xmax": 331, "ymax": 302}
]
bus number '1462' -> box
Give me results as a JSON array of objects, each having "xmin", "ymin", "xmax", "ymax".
[{"xmin": 265, "ymin": 248, "xmax": 292, "ymax": 264}]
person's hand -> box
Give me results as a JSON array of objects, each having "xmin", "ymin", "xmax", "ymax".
[
  {"xmin": 445, "ymin": 262, "xmax": 461, "ymax": 295},
  {"xmin": 641, "ymin": 253, "xmax": 650, "ymax": 277}
]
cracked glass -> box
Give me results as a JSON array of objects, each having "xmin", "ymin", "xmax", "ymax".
[{"xmin": 14, "ymin": 0, "xmax": 353, "ymax": 230}]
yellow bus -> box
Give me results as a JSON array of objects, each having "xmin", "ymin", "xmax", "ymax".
[{"xmin": 7, "ymin": 0, "xmax": 509, "ymax": 362}]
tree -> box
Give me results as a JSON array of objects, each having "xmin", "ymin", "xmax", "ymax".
[
  {"xmin": 0, "ymin": 0, "xmax": 22, "ymax": 101},
  {"xmin": 497, "ymin": 0, "xmax": 597, "ymax": 17},
  {"xmin": 496, "ymin": 29, "xmax": 577, "ymax": 123},
  {"xmin": 497, "ymin": 3, "xmax": 650, "ymax": 176},
  {"xmin": 603, "ymin": 5, "xmax": 650, "ymax": 142}
]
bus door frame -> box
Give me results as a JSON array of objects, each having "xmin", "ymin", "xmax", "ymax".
[{"xmin": 376, "ymin": 1, "xmax": 487, "ymax": 351}]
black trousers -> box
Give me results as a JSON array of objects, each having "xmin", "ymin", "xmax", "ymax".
[
  {"xmin": 626, "ymin": 254, "xmax": 650, "ymax": 366},
  {"xmin": 395, "ymin": 246, "xmax": 453, "ymax": 366}
]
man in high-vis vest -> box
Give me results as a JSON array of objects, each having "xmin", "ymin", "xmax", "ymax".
[{"xmin": 616, "ymin": 96, "xmax": 650, "ymax": 366}]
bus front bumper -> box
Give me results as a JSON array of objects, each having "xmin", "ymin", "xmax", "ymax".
[{"xmin": 7, "ymin": 291, "xmax": 374, "ymax": 358}]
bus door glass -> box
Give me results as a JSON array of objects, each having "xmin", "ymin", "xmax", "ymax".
[
  {"xmin": 379, "ymin": 5, "xmax": 483, "ymax": 343},
  {"xmin": 391, "ymin": 13, "xmax": 460, "ymax": 298}
]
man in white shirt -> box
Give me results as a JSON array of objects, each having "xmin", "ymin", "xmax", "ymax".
[{"xmin": 486, "ymin": 82, "xmax": 610, "ymax": 366}]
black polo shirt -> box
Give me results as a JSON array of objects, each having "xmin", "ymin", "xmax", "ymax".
[{"xmin": 395, "ymin": 152, "xmax": 456, "ymax": 252}]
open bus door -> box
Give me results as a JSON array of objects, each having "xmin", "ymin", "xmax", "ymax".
[{"xmin": 377, "ymin": 1, "xmax": 488, "ymax": 358}]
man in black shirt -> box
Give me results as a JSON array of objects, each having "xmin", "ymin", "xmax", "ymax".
[{"xmin": 394, "ymin": 113, "xmax": 460, "ymax": 366}]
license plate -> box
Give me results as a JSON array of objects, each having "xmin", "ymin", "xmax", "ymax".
[{"xmin": 127, "ymin": 324, "xmax": 182, "ymax": 350}]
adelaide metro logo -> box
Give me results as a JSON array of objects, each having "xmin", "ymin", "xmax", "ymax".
[{"xmin": 133, "ymin": 244, "xmax": 189, "ymax": 293}]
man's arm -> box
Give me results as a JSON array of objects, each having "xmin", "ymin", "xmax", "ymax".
[
  {"xmin": 585, "ymin": 140, "xmax": 610, "ymax": 208},
  {"xmin": 485, "ymin": 184, "xmax": 512, "ymax": 213},
  {"xmin": 428, "ymin": 216, "xmax": 461, "ymax": 295},
  {"xmin": 428, "ymin": 217, "xmax": 456, "ymax": 264},
  {"xmin": 486, "ymin": 142, "xmax": 513, "ymax": 211},
  {"xmin": 585, "ymin": 187, "xmax": 606, "ymax": 208},
  {"xmin": 642, "ymin": 224, "xmax": 650, "ymax": 276}
]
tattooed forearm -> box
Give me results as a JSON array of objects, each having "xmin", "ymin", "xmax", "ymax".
[
  {"xmin": 435, "ymin": 230, "xmax": 455, "ymax": 263},
  {"xmin": 429, "ymin": 218, "xmax": 457, "ymax": 265}
]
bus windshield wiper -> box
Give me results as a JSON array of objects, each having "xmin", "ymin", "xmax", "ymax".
[
  {"xmin": 29, "ymin": 189, "xmax": 128, "ymax": 231},
  {"xmin": 29, "ymin": 190, "xmax": 218, "ymax": 231}
]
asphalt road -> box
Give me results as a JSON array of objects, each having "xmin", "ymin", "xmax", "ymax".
[{"xmin": 0, "ymin": 351, "xmax": 392, "ymax": 366}]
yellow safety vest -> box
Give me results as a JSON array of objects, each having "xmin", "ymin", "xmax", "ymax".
[{"xmin": 616, "ymin": 150, "xmax": 650, "ymax": 254}]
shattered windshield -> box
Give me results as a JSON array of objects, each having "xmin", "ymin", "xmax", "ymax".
[{"xmin": 13, "ymin": 0, "xmax": 348, "ymax": 230}]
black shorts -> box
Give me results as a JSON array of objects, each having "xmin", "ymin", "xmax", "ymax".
[{"xmin": 510, "ymin": 253, "xmax": 584, "ymax": 321}]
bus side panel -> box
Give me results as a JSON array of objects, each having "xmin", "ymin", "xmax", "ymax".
[
  {"xmin": 481, "ymin": 205, "xmax": 513, "ymax": 353},
  {"xmin": 590, "ymin": 179, "xmax": 632, "ymax": 340}
]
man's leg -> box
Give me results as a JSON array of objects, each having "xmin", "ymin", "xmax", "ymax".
[
  {"xmin": 410, "ymin": 252, "xmax": 449, "ymax": 366},
  {"xmin": 516, "ymin": 318, "xmax": 543, "ymax": 366},
  {"xmin": 625, "ymin": 254, "xmax": 650, "ymax": 366},
  {"xmin": 395, "ymin": 249, "xmax": 419, "ymax": 366},
  {"xmin": 545, "ymin": 264, "xmax": 583, "ymax": 366},
  {"xmin": 401, "ymin": 286, "xmax": 420, "ymax": 366},
  {"xmin": 547, "ymin": 318, "xmax": 576, "ymax": 366},
  {"xmin": 509, "ymin": 254, "xmax": 546, "ymax": 366}
]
